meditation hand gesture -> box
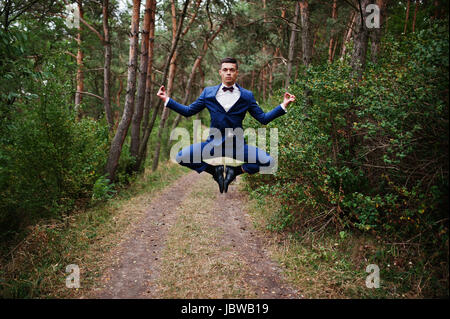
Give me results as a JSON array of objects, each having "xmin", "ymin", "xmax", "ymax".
[
  {"xmin": 282, "ymin": 92, "xmax": 296, "ymax": 109},
  {"xmin": 157, "ymin": 85, "xmax": 168, "ymax": 103}
]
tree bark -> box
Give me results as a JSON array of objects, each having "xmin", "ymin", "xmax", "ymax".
[
  {"xmin": 332, "ymin": 36, "xmax": 338, "ymax": 61},
  {"xmin": 412, "ymin": 0, "xmax": 418, "ymax": 32},
  {"xmin": 350, "ymin": 0, "xmax": 370, "ymax": 81},
  {"xmin": 115, "ymin": 75, "xmax": 124, "ymax": 114},
  {"xmin": 166, "ymin": 0, "xmax": 179, "ymax": 98},
  {"xmin": 136, "ymin": 0, "xmax": 157, "ymax": 172},
  {"xmin": 433, "ymin": 0, "xmax": 439, "ymax": 20},
  {"xmin": 312, "ymin": 29, "xmax": 318, "ymax": 56},
  {"xmin": 370, "ymin": 0, "xmax": 387, "ymax": 64},
  {"xmin": 271, "ymin": 6, "xmax": 285, "ymax": 93},
  {"xmin": 404, "ymin": 0, "xmax": 410, "ymax": 34},
  {"xmin": 262, "ymin": 0, "xmax": 267, "ymax": 101},
  {"xmin": 74, "ymin": 0, "xmax": 84, "ymax": 113},
  {"xmin": 340, "ymin": 11, "xmax": 356, "ymax": 59},
  {"xmin": 285, "ymin": 1, "xmax": 300, "ymax": 90},
  {"xmin": 130, "ymin": 0, "xmax": 153, "ymax": 163},
  {"xmin": 151, "ymin": 0, "xmax": 190, "ymax": 172},
  {"xmin": 105, "ymin": 0, "xmax": 141, "ymax": 181},
  {"xmin": 103, "ymin": 0, "xmax": 114, "ymax": 131},
  {"xmin": 299, "ymin": 0, "xmax": 312, "ymax": 67},
  {"xmin": 170, "ymin": 23, "xmax": 223, "ymax": 131},
  {"xmin": 328, "ymin": 0, "xmax": 337, "ymax": 63}
]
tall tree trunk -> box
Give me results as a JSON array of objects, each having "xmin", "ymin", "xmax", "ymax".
[
  {"xmin": 170, "ymin": 23, "xmax": 223, "ymax": 131},
  {"xmin": 370, "ymin": 0, "xmax": 387, "ymax": 64},
  {"xmin": 75, "ymin": 0, "xmax": 84, "ymax": 113},
  {"xmin": 332, "ymin": 36, "xmax": 338, "ymax": 61},
  {"xmin": 162, "ymin": 0, "xmax": 202, "ymax": 142},
  {"xmin": 312, "ymin": 29, "xmax": 318, "ymax": 56},
  {"xmin": 250, "ymin": 70, "xmax": 255, "ymax": 92},
  {"xmin": 115, "ymin": 75, "xmax": 124, "ymax": 112},
  {"xmin": 151, "ymin": 0, "xmax": 190, "ymax": 172},
  {"xmin": 155, "ymin": 0, "xmax": 179, "ymax": 167},
  {"xmin": 412, "ymin": 0, "xmax": 418, "ymax": 32},
  {"xmin": 328, "ymin": 0, "xmax": 337, "ymax": 63},
  {"xmin": 299, "ymin": 0, "xmax": 312, "ymax": 67},
  {"xmin": 105, "ymin": 0, "xmax": 141, "ymax": 181},
  {"xmin": 271, "ymin": 7, "xmax": 285, "ymax": 92},
  {"xmin": 103, "ymin": 0, "xmax": 114, "ymax": 131},
  {"xmin": 432, "ymin": 0, "xmax": 439, "ymax": 19},
  {"xmin": 164, "ymin": 0, "xmax": 200, "ymax": 99},
  {"xmin": 269, "ymin": 59, "xmax": 274, "ymax": 94},
  {"xmin": 166, "ymin": 0, "xmax": 179, "ymax": 98},
  {"xmin": 347, "ymin": 0, "xmax": 371, "ymax": 174},
  {"xmin": 341, "ymin": 11, "xmax": 356, "ymax": 59},
  {"xmin": 262, "ymin": 67, "xmax": 267, "ymax": 101},
  {"xmin": 136, "ymin": 0, "xmax": 157, "ymax": 172},
  {"xmin": 350, "ymin": 0, "xmax": 370, "ymax": 81},
  {"xmin": 130, "ymin": 0, "xmax": 153, "ymax": 164},
  {"xmin": 262, "ymin": 0, "xmax": 267, "ymax": 101},
  {"xmin": 285, "ymin": 1, "xmax": 300, "ymax": 89},
  {"xmin": 147, "ymin": 0, "xmax": 204, "ymax": 168},
  {"xmin": 404, "ymin": 0, "xmax": 410, "ymax": 34}
]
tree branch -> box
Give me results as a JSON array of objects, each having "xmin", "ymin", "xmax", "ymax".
[
  {"xmin": 65, "ymin": 50, "xmax": 77, "ymax": 59},
  {"xmin": 76, "ymin": 91, "xmax": 104, "ymax": 100},
  {"xmin": 181, "ymin": 0, "xmax": 202, "ymax": 37},
  {"xmin": 79, "ymin": 16, "xmax": 105, "ymax": 43}
]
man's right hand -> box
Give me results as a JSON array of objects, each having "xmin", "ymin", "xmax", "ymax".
[{"xmin": 157, "ymin": 85, "xmax": 168, "ymax": 102}]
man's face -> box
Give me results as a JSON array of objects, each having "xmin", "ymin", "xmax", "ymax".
[{"xmin": 219, "ymin": 62, "xmax": 239, "ymax": 86}]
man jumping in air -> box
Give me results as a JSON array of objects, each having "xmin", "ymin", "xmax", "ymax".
[{"xmin": 157, "ymin": 57, "xmax": 296, "ymax": 193}]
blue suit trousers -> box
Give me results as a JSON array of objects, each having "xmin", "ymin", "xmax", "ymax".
[{"xmin": 175, "ymin": 138, "xmax": 273, "ymax": 175}]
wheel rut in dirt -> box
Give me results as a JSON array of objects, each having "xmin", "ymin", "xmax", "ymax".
[
  {"xmin": 88, "ymin": 171, "xmax": 300, "ymax": 299},
  {"xmin": 90, "ymin": 171, "xmax": 201, "ymax": 298}
]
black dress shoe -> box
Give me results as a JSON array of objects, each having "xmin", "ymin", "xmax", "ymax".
[
  {"xmin": 206, "ymin": 165, "xmax": 224, "ymax": 193},
  {"xmin": 223, "ymin": 166, "xmax": 243, "ymax": 193}
]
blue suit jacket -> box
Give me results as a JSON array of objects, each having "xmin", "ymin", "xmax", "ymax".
[{"xmin": 166, "ymin": 83, "xmax": 286, "ymax": 143}]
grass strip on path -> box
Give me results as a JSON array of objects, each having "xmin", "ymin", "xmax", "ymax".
[{"xmin": 157, "ymin": 174, "xmax": 255, "ymax": 299}]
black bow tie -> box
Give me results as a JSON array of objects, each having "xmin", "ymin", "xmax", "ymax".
[{"xmin": 222, "ymin": 86, "xmax": 234, "ymax": 92}]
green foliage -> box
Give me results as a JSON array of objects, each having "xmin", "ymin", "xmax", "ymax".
[
  {"xmin": 92, "ymin": 175, "xmax": 116, "ymax": 203},
  {"xmin": 0, "ymin": 14, "xmax": 115, "ymax": 237},
  {"xmin": 0, "ymin": 78, "xmax": 109, "ymax": 234},
  {"xmin": 248, "ymin": 22, "xmax": 449, "ymax": 245}
]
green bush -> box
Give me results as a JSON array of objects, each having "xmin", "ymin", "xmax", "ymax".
[
  {"xmin": 0, "ymin": 78, "xmax": 109, "ymax": 234},
  {"xmin": 92, "ymin": 175, "xmax": 116, "ymax": 203},
  {"xmin": 247, "ymin": 22, "xmax": 449, "ymax": 244}
]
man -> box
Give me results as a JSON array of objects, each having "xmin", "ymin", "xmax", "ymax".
[{"xmin": 157, "ymin": 57, "xmax": 296, "ymax": 193}]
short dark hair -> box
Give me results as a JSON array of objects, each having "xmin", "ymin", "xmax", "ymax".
[{"xmin": 220, "ymin": 57, "xmax": 238, "ymax": 70}]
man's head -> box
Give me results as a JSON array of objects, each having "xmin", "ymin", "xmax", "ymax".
[{"xmin": 219, "ymin": 57, "xmax": 239, "ymax": 87}]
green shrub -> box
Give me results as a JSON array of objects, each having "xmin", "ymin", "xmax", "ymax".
[
  {"xmin": 247, "ymin": 22, "xmax": 449, "ymax": 244},
  {"xmin": 0, "ymin": 78, "xmax": 109, "ymax": 234},
  {"xmin": 92, "ymin": 175, "xmax": 116, "ymax": 203}
]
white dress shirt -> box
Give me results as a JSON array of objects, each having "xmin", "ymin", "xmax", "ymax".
[{"xmin": 216, "ymin": 84, "xmax": 241, "ymax": 112}]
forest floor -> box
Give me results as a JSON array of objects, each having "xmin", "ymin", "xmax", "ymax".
[
  {"xmin": 2, "ymin": 161, "xmax": 439, "ymax": 299},
  {"xmin": 83, "ymin": 169, "xmax": 301, "ymax": 299}
]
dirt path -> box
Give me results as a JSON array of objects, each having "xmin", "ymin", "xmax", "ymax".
[{"xmin": 87, "ymin": 171, "xmax": 300, "ymax": 299}]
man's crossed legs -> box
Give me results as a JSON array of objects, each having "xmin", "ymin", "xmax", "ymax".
[{"xmin": 175, "ymin": 139, "xmax": 274, "ymax": 193}]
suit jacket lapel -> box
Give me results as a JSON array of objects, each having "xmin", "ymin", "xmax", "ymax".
[
  {"xmin": 212, "ymin": 84, "xmax": 222, "ymax": 97},
  {"xmin": 211, "ymin": 84, "xmax": 224, "ymax": 112},
  {"xmin": 227, "ymin": 83, "xmax": 245, "ymax": 113}
]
